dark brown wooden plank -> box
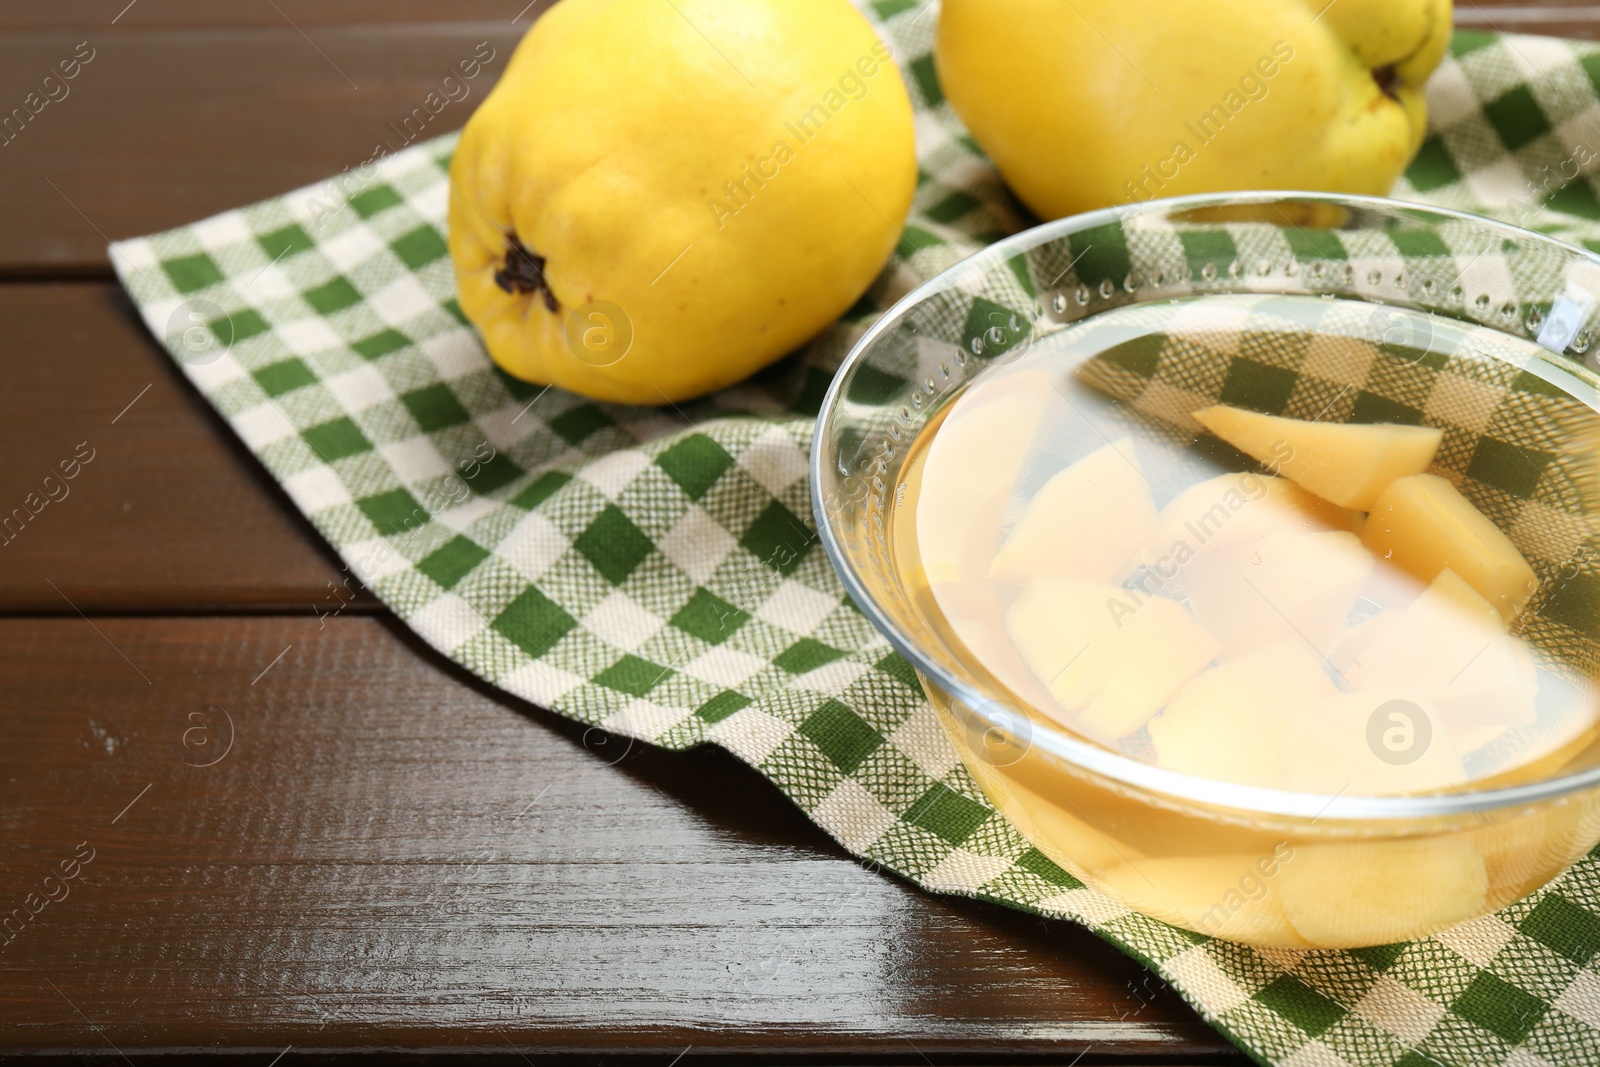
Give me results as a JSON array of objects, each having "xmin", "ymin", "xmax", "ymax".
[
  {"xmin": 0, "ymin": 1, "xmax": 548, "ymax": 30},
  {"xmin": 0, "ymin": 283, "xmax": 376, "ymax": 614},
  {"xmin": 1456, "ymin": 5, "xmax": 1600, "ymax": 36},
  {"xmin": 0, "ymin": 23, "xmax": 523, "ymax": 277},
  {"xmin": 0, "ymin": 615, "xmax": 1241, "ymax": 1061},
  {"xmin": 0, "ymin": 0, "xmax": 1590, "ymax": 30},
  {"xmin": 2, "ymin": 4, "xmax": 1600, "ymax": 277}
]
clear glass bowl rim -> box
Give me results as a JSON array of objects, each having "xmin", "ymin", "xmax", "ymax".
[{"xmin": 811, "ymin": 189, "xmax": 1600, "ymax": 822}]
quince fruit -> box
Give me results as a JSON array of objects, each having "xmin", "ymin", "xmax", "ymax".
[
  {"xmin": 1193, "ymin": 405, "xmax": 1442, "ymax": 511},
  {"xmin": 1362, "ymin": 473, "xmax": 1539, "ymax": 622},
  {"xmin": 450, "ymin": 0, "xmax": 916, "ymax": 403},
  {"xmin": 989, "ymin": 438, "xmax": 1156, "ymax": 586},
  {"xmin": 935, "ymin": 0, "xmax": 1452, "ymax": 219},
  {"xmin": 1279, "ymin": 835, "xmax": 1487, "ymax": 947},
  {"xmin": 1007, "ymin": 576, "xmax": 1219, "ymax": 742}
]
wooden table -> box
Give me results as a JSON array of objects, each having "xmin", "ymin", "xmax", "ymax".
[{"xmin": 0, "ymin": 3, "xmax": 1588, "ymax": 1062}]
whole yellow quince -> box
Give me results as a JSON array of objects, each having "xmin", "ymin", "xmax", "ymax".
[
  {"xmin": 936, "ymin": 0, "xmax": 1452, "ymax": 220},
  {"xmin": 450, "ymin": 0, "xmax": 916, "ymax": 404}
]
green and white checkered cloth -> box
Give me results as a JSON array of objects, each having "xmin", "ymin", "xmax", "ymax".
[{"xmin": 110, "ymin": 10, "xmax": 1600, "ymax": 1065}]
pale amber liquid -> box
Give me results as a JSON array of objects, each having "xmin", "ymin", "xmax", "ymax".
[{"xmin": 887, "ymin": 295, "xmax": 1600, "ymax": 947}]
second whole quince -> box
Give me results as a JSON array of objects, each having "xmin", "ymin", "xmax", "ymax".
[{"xmin": 936, "ymin": 0, "xmax": 1452, "ymax": 220}]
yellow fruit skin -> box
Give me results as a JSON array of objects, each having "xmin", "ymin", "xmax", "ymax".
[
  {"xmin": 935, "ymin": 0, "xmax": 1451, "ymax": 220},
  {"xmin": 450, "ymin": 0, "xmax": 916, "ymax": 403}
]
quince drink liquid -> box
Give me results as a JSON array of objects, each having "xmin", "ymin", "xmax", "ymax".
[{"xmin": 888, "ymin": 292, "xmax": 1600, "ymax": 947}]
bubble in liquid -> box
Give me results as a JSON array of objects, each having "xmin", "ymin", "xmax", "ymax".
[
  {"xmin": 970, "ymin": 335, "xmax": 985, "ymax": 355},
  {"xmin": 1098, "ymin": 278, "xmax": 1116, "ymax": 299},
  {"xmin": 1257, "ymin": 259, "xmax": 1272, "ymax": 277},
  {"xmin": 1368, "ymin": 269, "xmax": 1383, "ymax": 286},
  {"xmin": 1475, "ymin": 293, "xmax": 1492, "ymax": 311},
  {"xmin": 1201, "ymin": 263, "xmax": 1218, "ymax": 282},
  {"xmin": 1052, "ymin": 293, "xmax": 1068, "ymax": 314},
  {"xmin": 1227, "ymin": 260, "xmax": 1242, "ymax": 279},
  {"xmin": 1575, "ymin": 332, "xmax": 1593, "ymax": 354},
  {"xmin": 1123, "ymin": 273, "xmax": 1139, "ymax": 293},
  {"xmin": 1526, "ymin": 308, "xmax": 1545, "ymax": 332},
  {"xmin": 1075, "ymin": 284, "xmax": 1092, "ymax": 305}
]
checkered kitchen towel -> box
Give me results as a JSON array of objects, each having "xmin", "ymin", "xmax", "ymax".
[{"xmin": 110, "ymin": 9, "xmax": 1600, "ymax": 1066}]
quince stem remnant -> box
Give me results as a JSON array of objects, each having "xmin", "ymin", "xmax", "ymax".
[
  {"xmin": 494, "ymin": 236, "xmax": 560, "ymax": 313},
  {"xmin": 1373, "ymin": 65, "xmax": 1399, "ymax": 100}
]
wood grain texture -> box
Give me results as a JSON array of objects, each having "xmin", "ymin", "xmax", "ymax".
[
  {"xmin": 0, "ymin": 22, "xmax": 522, "ymax": 277},
  {"xmin": 0, "ymin": 1, "xmax": 552, "ymax": 30},
  {"xmin": 0, "ymin": 1, "xmax": 1596, "ymax": 276},
  {"xmin": 0, "ymin": 283, "xmax": 375, "ymax": 614},
  {"xmin": 1, "ymin": 2, "xmax": 1596, "ymax": 1061},
  {"xmin": 0, "ymin": 616, "xmax": 1239, "ymax": 1061},
  {"xmin": 1456, "ymin": 7, "xmax": 1600, "ymax": 37}
]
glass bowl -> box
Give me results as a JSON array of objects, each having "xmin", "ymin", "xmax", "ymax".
[{"xmin": 811, "ymin": 191, "xmax": 1600, "ymax": 949}]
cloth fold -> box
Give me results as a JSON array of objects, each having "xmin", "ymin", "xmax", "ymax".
[{"xmin": 111, "ymin": 14, "xmax": 1600, "ymax": 1066}]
